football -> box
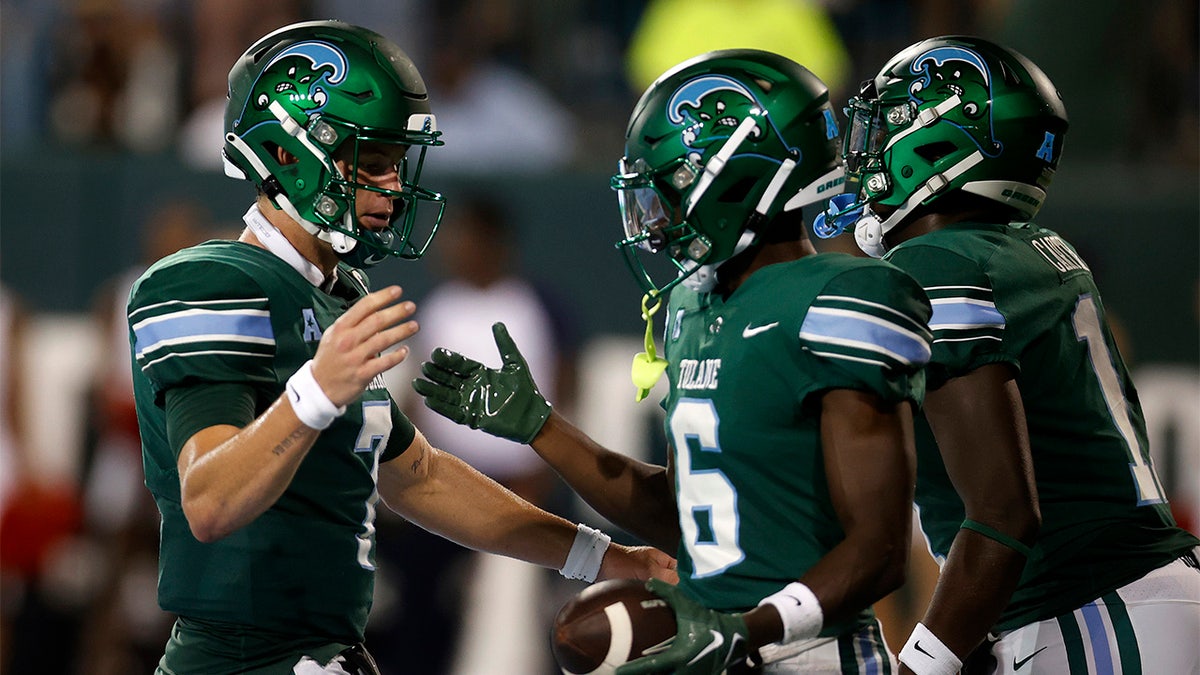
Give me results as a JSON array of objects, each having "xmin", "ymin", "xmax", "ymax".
[{"xmin": 551, "ymin": 579, "xmax": 677, "ymax": 675}]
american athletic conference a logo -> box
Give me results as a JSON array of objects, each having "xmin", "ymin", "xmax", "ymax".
[{"xmin": 664, "ymin": 75, "xmax": 796, "ymax": 162}]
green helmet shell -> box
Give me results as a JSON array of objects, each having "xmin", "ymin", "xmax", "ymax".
[
  {"xmin": 843, "ymin": 35, "xmax": 1068, "ymax": 223},
  {"xmin": 612, "ymin": 48, "xmax": 843, "ymax": 294},
  {"xmin": 223, "ymin": 20, "xmax": 445, "ymax": 267}
]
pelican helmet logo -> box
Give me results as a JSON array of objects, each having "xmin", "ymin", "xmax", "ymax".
[
  {"xmin": 666, "ymin": 75, "xmax": 792, "ymax": 162},
  {"xmin": 253, "ymin": 41, "xmax": 348, "ymax": 115},
  {"xmin": 908, "ymin": 46, "xmax": 1001, "ymax": 154}
]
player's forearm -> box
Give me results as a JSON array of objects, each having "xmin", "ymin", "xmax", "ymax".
[
  {"xmin": 532, "ymin": 412, "xmax": 680, "ymax": 551},
  {"xmin": 803, "ymin": 522, "xmax": 910, "ymax": 626},
  {"xmin": 915, "ymin": 527, "xmax": 1031, "ymax": 659},
  {"xmin": 178, "ymin": 396, "xmax": 318, "ymax": 542},
  {"xmin": 383, "ymin": 445, "xmax": 581, "ymax": 568}
]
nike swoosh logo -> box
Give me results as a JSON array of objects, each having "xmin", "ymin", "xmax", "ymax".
[
  {"xmin": 1013, "ymin": 646, "xmax": 1048, "ymax": 670},
  {"xmin": 913, "ymin": 640, "xmax": 933, "ymax": 658},
  {"xmin": 686, "ymin": 630, "xmax": 725, "ymax": 666},
  {"xmin": 742, "ymin": 322, "xmax": 779, "ymax": 338}
]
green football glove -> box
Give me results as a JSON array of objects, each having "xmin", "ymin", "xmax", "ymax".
[
  {"xmin": 616, "ymin": 579, "xmax": 758, "ymax": 675},
  {"xmin": 412, "ymin": 322, "xmax": 551, "ymax": 444}
]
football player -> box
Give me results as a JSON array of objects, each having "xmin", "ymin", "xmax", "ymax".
[
  {"xmin": 822, "ymin": 35, "xmax": 1200, "ymax": 675},
  {"xmin": 414, "ymin": 49, "xmax": 934, "ymax": 673},
  {"xmin": 127, "ymin": 20, "xmax": 674, "ymax": 675}
]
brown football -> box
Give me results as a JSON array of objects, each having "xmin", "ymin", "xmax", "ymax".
[{"xmin": 551, "ymin": 579, "xmax": 677, "ymax": 674}]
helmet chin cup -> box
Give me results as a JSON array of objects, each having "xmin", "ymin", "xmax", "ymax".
[
  {"xmin": 328, "ymin": 229, "xmax": 355, "ymax": 254},
  {"xmin": 680, "ymin": 264, "xmax": 718, "ymax": 293},
  {"xmin": 853, "ymin": 211, "xmax": 888, "ymax": 258}
]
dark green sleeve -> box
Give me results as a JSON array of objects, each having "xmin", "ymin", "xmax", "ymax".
[
  {"xmin": 381, "ymin": 399, "xmax": 416, "ymax": 463},
  {"xmin": 164, "ymin": 382, "xmax": 258, "ymax": 458}
]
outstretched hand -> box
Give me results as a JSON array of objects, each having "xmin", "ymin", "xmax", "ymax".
[
  {"xmin": 615, "ymin": 579, "xmax": 758, "ymax": 675},
  {"xmin": 412, "ymin": 322, "xmax": 551, "ymax": 444},
  {"xmin": 311, "ymin": 285, "xmax": 417, "ymax": 407}
]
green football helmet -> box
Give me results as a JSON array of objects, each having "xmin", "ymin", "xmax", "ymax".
[
  {"xmin": 223, "ymin": 20, "xmax": 445, "ymax": 268},
  {"xmin": 612, "ymin": 48, "xmax": 844, "ymax": 294},
  {"xmin": 837, "ymin": 35, "xmax": 1069, "ymax": 257}
]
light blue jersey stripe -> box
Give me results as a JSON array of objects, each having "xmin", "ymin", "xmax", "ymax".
[
  {"xmin": 929, "ymin": 297, "xmax": 1005, "ymax": 331},
  {"xmin": 801, "ymin": 307, "xmax": 931, "ymax": 367},
  {"xmin": 134, "ymin": 309, "xmax": 274, "ymax": 356}
]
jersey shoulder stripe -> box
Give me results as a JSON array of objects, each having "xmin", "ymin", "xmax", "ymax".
[
  {"xmin": 133, "ymin": 300, "xmax": 274, "ymax": 370},
  {"xmin": 800, "ymin": 294, "xmax": 932, "ymax": 369},
  {"xmin": 927, "ymin": 285, "xmax": 1005, "ymax": 343},
  {"xmin": 133, "ymin": 307, "xmax": 272, "ymax": 355}
]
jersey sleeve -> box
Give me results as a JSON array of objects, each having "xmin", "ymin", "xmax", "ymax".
[
  {"xmin": 797, "ymin": 263, "xmax": 933, "ymax": 404},
  {"xmin": 886, "ymin": 244, "xmax": 1014, "ymax": 389},
  {"xmin": 381, "ymin": 399, "xmax": 417, "ymax": 463},
  {"xmin": 128, "ymin": 258, "xmax": 277, "ymax": 404}
]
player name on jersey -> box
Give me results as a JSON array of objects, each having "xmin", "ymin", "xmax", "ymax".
[
  {"xmin": 1030, "ymin": 234, "xmax": 1089, "ymax": 274},
  {"xmin": 677, "ymin": 358, "xmax": 721, "ymax": 390}
]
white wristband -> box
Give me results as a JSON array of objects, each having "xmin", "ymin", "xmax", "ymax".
[
  {"xmin": 758, "ymin": 581, "xmax": 823, "ymax": 644},
  {"xmin": 285, "ymin": 360, "xmax": 346, "ymax": 430},
  {"xmin": 560, "ymin": 523, "xmax": 612, "ymax": 583},
  {"xmin": 899, "ymin": 622, "xmax": 962, "ymax": 675}
]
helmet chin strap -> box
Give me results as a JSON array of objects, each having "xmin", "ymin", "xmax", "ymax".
[
  {"xmin": 225, "ymin": 109, "xmax": 363, "ymax": 257},
  {"xmin": 266, "ymin": 101, "xmax": 363, "ymax": 255},
  {"xmin": 684, "ymin": 116, "xmax": 758, "ymax": 217},
  {"xmin": 679, "ymin": 156, "xmax": 796, "ymax": 293},
  {"xmin": 854, "ymin": 150, "xmax": 985, "ymax": 257}
]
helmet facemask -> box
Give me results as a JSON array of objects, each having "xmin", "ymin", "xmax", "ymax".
[
  {"xmin": 612, "ymin": 154, "xmax": 732, "ymax": 295},
  {"xmin": 309, "ymin": 118, "xmax": 445, "ymax": 268}
]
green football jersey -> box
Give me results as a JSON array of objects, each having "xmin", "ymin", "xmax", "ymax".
[
  {"xmin": 662, "ymin": 253, "xmax": 932, "ymax": 637},
  {"xmin": 128, "ymin": 241, "xmax": 416, "ymax": 659},
  {"xmin": 884, "ymin": 221, "xmax": 1200, "ymax": 630}
]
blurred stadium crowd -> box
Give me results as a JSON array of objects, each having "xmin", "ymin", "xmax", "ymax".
[
  {"xmin": 0, "ymin": 1, "xmax": 1196, "ymax": 674},
  {"xmin": 3, "ymin": 0, "xmax": 1196, "ymax": 169}
]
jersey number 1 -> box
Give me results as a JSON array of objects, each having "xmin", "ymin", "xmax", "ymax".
[
  {"xmin": 1072, "ymin": 294, "xmax": 1165, "ymax": 506},
  {"xmin": 671, "ymin": 398, "xmax": 745, "ymax": 577}
]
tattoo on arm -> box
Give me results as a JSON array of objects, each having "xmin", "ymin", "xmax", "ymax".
[
  {"xmin": 409, "ymin": 445, "xmax": 425, "ymax": 474},
  {"xmin": 273, "ymin": 427, "xmax": 309, "ymax": 456}
]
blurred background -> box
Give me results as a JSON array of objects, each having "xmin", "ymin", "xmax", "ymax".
[{"xmin": 0, "ymin": 0, "xmax": 1196, "ymax": 673}]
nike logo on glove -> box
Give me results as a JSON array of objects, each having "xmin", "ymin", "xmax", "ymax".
[
  {"xmin": 687, "ymin": 630, "xmax": 725, "ymax": 666},
  {"xmin": 742, "ymin": 322, "xmax": 779, "ymax": 338},
  {"xmin": 1013, "ymin": 646, "xmax": 1048, "ymax": 670}
]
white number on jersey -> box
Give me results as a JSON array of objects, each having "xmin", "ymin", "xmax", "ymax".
[
  {"xmin": 1072, "ymin": 294, "xmax": 1166, "ymax": 505},
  {"xmin": 670, "ymin": 398, "xmax": 745, "ymax": 577},
  {"xmin": 354, "ymin": 400, "xmax": 393, "ymax": 569}
]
